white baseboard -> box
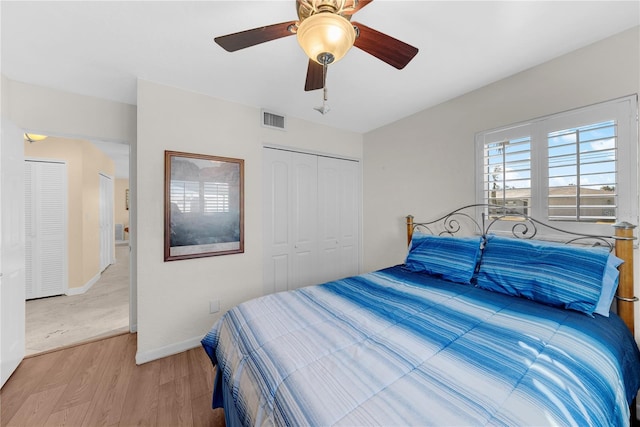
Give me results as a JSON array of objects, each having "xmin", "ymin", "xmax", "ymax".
[
  {"xmin": 135, "ymin": 335, "xmax": 203, "ymax": 365},
  {"xmin": 66, "ymin": 272, "xmax": 101, "ymax": 296}
]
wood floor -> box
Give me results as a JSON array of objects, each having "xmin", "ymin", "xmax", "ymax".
[{"xmin": 1, "ymin": 333, "xmax": 225, "ymax": 427}]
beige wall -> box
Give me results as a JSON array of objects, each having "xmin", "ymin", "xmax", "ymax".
[
  {"xmin": 82, "ymin": 142, "xmax": 116, "ymax": 281},
  {"xmin": 24, "ymin": 137, "xmax": 115, "ymax": 289},
  {"xmin": 136, "ymin": 79, "xmax": 363, "ymax": 361}
]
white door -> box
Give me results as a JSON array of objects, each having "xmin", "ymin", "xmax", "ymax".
[
  {"xmin": 318, "ymin": 157, "xmax": 360, "ymax": 283},
  {"xmin": 99, "ymin": 173, "xmax": 114, "ymax": 272},
  {"xmin": 263, "ymin": 148, "xmax": 291, "ymax": 294},
  {"xmin": 290, "ymin": 152, "xmax": 318, "ymax": 289},
  {"xmin": 25, "ymin": 160, "xmax": 67, "ymax": 300},
  {"xmin": 263, "ymin": 148, "xmax": 318, "ymax": 294},
  {"xmin": 1, "ymin": 119, "xmax": 25, "ymax": 388}
]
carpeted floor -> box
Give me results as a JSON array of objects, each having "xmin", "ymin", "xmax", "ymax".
[{"xmin": 25, "ymin": 243, "xmax": 130, "ymax": 355}]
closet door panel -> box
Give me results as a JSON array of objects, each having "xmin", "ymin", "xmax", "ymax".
[
  {"xmin": 290, "ymin": 152, "xmax": 317, "ymax": 289},
  {"xmin": 337, "ymin": 159, "xmax": 360, "ymax": 279},
  {"xmin": 318, "ymin": 157, "xmax": 360, "ymax": 283},
  {"xmin": 38, "ymin": 239, "xmax": 65, "ymax": 296},
  {"xmin": 25, "ymin": 160, "xmax": 67, "ymax": 299},
  {"xmin": 270, "ymin": 254, "xmax": 289, "ymax": 293},
  {"xmin": 318, "ymin": 158, "xmax": 341, "ymax": 283},
  {"xmin": 263, "ymin": 150, "xmax": 291, "ymax": 294},
  {"xmin": 271, "ymin": 161, "xmax": 289, "ymax": 247},
  {"xmin": 263, "ymin": 148, "xmax": 359, "ymax": 294},
  {"xmin": 271, "ymin": 159, "xmax": 291, "ymax": 293},
  {"xmin": 37, "ymin": 162, "xmax": 66, "ymax": 298}
]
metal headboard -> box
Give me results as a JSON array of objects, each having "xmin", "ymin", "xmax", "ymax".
[
  {"xmin": 406, "ymin": 204, "xmax": 616, "ymax": 250},
  {"xmin": 405, "ymin": 203, "xmax": 638, "ymax": 334}
]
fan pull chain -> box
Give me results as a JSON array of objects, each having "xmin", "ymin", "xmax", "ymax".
[{"xmin": 314, "ymin": 61, "xmax": 330, "ymax": 114}]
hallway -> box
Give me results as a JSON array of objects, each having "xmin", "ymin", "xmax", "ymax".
[{"xmin": 25, "ymin": 244, "xmax": 129, "ymax": 355}]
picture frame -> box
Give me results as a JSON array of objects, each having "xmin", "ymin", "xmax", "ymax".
[{"xmin": 164, "ymin": 150, "xmax": 244, "ymax": 261}]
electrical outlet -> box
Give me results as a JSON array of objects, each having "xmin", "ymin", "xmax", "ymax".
[{"xmin": 209, "ymin": 300, "xmax": 220, "ymax": 314}]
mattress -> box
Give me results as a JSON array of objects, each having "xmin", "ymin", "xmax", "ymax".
[{"xmin": 202, "ymin": 265, "xmax": 640, "ymax": 426}]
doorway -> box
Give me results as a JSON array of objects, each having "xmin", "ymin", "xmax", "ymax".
[{"xmin": 23, "ymin": 136, "xmax": 131, "ymax": 356}]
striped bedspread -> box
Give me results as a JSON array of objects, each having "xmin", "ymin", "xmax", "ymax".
[{"xmin": 202, "ymin": 266, "xmax": 640, "ymax": 426}]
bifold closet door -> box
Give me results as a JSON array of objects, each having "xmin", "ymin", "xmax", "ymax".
[
  {"xmin": 25, "ymin": 160, "xmax": 67, "ymax": 300},
  {"xmin": 263, "ymin": 149, "xmax": 318, "ymax": 294},
  {"xmin": 263, "ymin": 148, "xmax": 361, "ymax": 295}
]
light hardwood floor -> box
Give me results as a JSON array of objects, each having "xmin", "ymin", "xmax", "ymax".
[
  {"xmin": 26, "ymin": 244, "xmax": 130, "ymax": 355},
  {"xmin": 1, "ymin": 333, "xmax": 225, "ymax": 427}
]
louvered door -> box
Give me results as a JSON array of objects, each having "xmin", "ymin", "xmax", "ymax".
[{"xmin": 25, "ymin": 160, "xmax": 67, "ymax": 299}]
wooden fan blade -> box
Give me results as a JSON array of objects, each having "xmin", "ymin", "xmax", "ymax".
[
  {"xmin": 343, "ymin": 0, "xmax": 373, "ymax": 15},
  {"xmin": 304, "ymin": 60, "xmax": 324, "ymax": 91},
  {"xmin": 352, "ymin": 22, "xmax": 418, "ymax": 69},
  {"xmin": 214, "ymin": 21, "xmax": 297, "ymax": 52}
]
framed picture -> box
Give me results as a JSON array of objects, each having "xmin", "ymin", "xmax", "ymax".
[{"xmin": 164, "ymin": 150, "xmax": 244, "ymax": 261}]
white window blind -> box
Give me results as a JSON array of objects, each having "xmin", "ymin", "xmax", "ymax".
[
  {"xmin": 476, "ymin": 95, "xmax": 637, "ymax": 235},
  {"xmin": 547, "ymin": 120, "xmax": 617, "ymax": 222},
  {"xmin": 203, "ymin": 182, "xmax": 230, "ymax": 213},
  {"xmin": 170, "ymin": 180, "xmax": 200, "ymax": 213},
  {"xmin": 483, "ymin": 135, "xmax": 532, "ymax": 217},
  {"xmin": 171, "ymin": 180, "xmax": 230, "ymax": 214}
]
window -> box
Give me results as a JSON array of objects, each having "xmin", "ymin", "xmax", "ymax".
[
  {"xmin": 203, "ymin": 182, "xmax": 230, "ymax": 213},
  {"xmin": 484, "ymin": 135, "xmax": 532, "ymax": 216},
  {"xmin": 547, "ymin": 121, "xmax": 616, "ymax": 222},
  {"xmin": 170, "ymin": 180, "xmax": 230, "ymax": 214},
  {"xmin": 476, "ymin": 96, "xmax": 637, "ymax": 234}
]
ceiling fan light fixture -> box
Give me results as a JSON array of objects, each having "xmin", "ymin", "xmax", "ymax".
[
  {"xmin": 24, "ymin": 133, "xmax": 48, "ymax": 142},
  {"xmin": 296, "ymin": 13, "xmax": 355, "ymax": 65}
]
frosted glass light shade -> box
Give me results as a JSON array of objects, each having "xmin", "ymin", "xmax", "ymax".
[
  {"xmin": 24, "ymin": 133, "xmax": 48, "ymax": 142},
  {"xmin": 297, "ymin": 13, "xmax": 356, "ymax": 64}
]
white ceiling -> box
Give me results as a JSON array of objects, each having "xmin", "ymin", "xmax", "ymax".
[{"xmin": 2, "ymin": 1, "xmax": 639, "ymax": 173}]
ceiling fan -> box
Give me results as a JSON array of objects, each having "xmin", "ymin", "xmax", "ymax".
[{"xmin": 214, "ymin": 0, "xmax": 419, "ymax": 93}]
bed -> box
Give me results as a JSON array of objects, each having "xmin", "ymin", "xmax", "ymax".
[{"xmin": 202, "ymin": 204, "xmax": 640, "ymax": 426}]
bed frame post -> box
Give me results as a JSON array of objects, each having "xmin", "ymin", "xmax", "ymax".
[
  {"xmin": 406, "ymin": 215, "xmax": 414, "ymax": 246},
  {"xmin": 613, "ymin": 222, "xmax": 637, "ymax": 336}
]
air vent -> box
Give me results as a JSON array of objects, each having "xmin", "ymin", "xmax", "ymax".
[{"xmin": 261, "ymin": 109, "xmax": 286, "ymax": 131}]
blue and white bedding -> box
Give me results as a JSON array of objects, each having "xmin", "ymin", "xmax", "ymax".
[{"xmin": 202, "ymin": 266, "xmax": 640, "ymax": 426}]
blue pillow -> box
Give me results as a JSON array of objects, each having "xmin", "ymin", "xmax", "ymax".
[
  {"xmin": 405, "ymin": 234, "xmax": 483, "ymax": 284},
  {"xmin": 476, "ymin": 235, "xmax": 617, "ymax": 316},
  {"xmin": 593, "ymin": 253, "xmax": 623, "ymax": 317}
]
